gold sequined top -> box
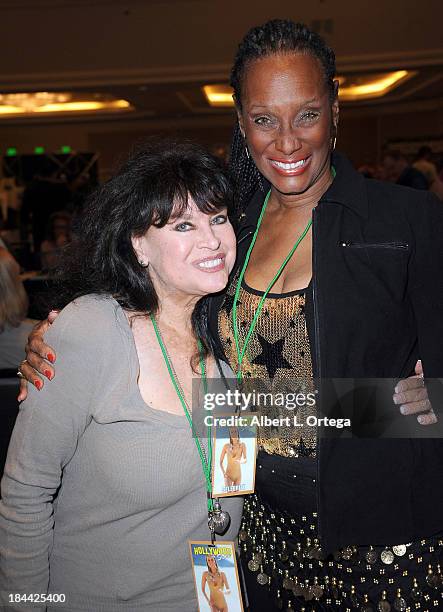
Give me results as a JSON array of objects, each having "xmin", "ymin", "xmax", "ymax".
[{"xmin": 218, "ymin": 274, "xmax": 316, "ymax": 458}]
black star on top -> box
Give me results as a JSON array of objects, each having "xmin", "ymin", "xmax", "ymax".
[{"xmin": 251, "ymin": 333, "xmax": 292, "ymax": 379}]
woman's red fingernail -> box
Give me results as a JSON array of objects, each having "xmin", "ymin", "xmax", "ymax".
[
  {"xmin": 47, "ymin": 353, "xmax": 55, "ymax": 363},
  {"xmin": 44, "ymin": 370, "xmax": 53, "ymax": 380},
  {"xmin": 35, "ymin": 380, "xmax": 43, "ymax": 390}
]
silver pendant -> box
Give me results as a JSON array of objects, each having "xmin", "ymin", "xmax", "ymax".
[
  {"xmin": 238, "ymin": 529, "xmax": 248, "ymax": 542},
  {"xmin": 208, "ymin": 500, "xmax": 231, "ymax": 536},
  {"xmin": 292, "ymin": 582, "xmax": 303, "ymax": 597},
  {"xmin": 341, "ymin": 546, "xmax": 353, "ymax": 560},
  {"xmin": 392, "ymin": 544, "xmax": 407, "ymax": 557},
  {"xmin": 426, "ymin": 572, "xmax": 440, "ymax": 588},
  {"xmin": 311, "ymin": 583, "xmax": 324, "ymax": 599},
  {"xmin": 257, "ymin": 572, "xmax": 269, "ymax": 585},
  {"xmin": 410, "ymin": 586, "xmax": 422, "ymax": 600},
  {"xmin": 303, "ymin": 587, "xmax": 314, "ymax": 601},
  {"xmin": 393, "ymin": 596, "xmax": 406, "ymax": 611},
  {"xmin": 252, "ymin": 552, "xmax": 263, "ymax": 564},
  {"xmin": 380, "ymin": 548, "xmax": 394, "ymax": 565},
  {"xmin": 365, "ymin": 548, "xmax": 378, "ymax": 564},
  {"xmin": 283, "ymin": 577, "xmax": 294, "ymax": 590},
  {"xmin": 280, "ymin": 549, "xmax": 289, "ymax": 562}
]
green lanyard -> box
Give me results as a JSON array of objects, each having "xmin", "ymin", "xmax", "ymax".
[
  {"xmin": 232, "ymin": 189, "xmax": 312, "ymax": 381},
  {"xmin": 150, "ymin": 315, "xmax": 213, "ymax": 513}
]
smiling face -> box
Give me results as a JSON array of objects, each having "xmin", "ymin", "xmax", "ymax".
[
  {"xmin": 132, "ymin": 198, "xmax": 236, "ymax": 302},
  {"xmin": 237, "ymin": 52, "xmax": 338, "ymax": 196}
]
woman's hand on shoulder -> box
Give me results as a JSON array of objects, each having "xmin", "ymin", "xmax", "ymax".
[
  {"xmin": 17, "ymin": 310, "xmax": 59, "ymax": 401},
  {"xmin": 393, "ymin": 360, "xmax": 437, "ymax": 425}
]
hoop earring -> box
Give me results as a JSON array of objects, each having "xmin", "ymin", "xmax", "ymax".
[
  {"xmin": 332, "ymin": 123, "xmax": 338, "ymax": 151},
  {"xmin": 245, "ymin": 143, "xmax": 250, "ymax": 159}
]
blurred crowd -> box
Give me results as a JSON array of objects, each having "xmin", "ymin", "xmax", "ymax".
[
  {"xmin": 358, "ymin": 146, "xmax": 443, "ymax": 199},
  {"xmin": 0, "ymin": 160, "xmax": 93, "ymax": 275}
]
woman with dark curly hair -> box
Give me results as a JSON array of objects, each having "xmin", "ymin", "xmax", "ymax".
[{"xmin": 0, "ymin": 141, "xmax": 242, "ymax": 611}]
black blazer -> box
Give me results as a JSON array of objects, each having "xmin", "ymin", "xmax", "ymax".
[{"xmin": 208, "ymin": 152, "xmax": 443, "ymax": 551}]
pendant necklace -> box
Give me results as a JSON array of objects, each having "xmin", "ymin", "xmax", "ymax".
[
  {"xmin": 232, "ymin": 189, "xmax": 313, "ymax": 381},
  {"xmin": 150, "ymin": 314, "xmax": 231, "ymax": 541}
]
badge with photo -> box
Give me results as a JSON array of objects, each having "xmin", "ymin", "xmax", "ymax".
[
  {"xmin": 211, "ymin": 417, "xmax": 257, "ymax": 497},
  {"xmin": 189, "ymin": 540, "xmax": 244, "ymax": 612}
]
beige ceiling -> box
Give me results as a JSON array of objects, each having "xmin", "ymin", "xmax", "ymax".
[{"xmin": 0, "ymin": 0, "xmax": 442, "ymax": 125}]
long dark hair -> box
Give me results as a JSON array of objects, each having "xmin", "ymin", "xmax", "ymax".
[
  {"xmin": 50, "ymin": 139, "xmax": 232, "ymax": 361},
  {"xmin": 228, "ymin": 19, "xmax": 337, "ymax": 215}
]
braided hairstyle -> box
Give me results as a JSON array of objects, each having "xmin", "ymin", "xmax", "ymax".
[{"xmin": 228, "ymin": 19, "xmax": 337, "ymax": 216}]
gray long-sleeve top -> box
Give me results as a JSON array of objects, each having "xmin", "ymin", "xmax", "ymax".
[{"xmin": 0, "ymin": 295, "xmax": 243, "ymax": 611}]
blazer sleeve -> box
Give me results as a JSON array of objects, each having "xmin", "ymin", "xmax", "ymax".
[
  {"xmin": 0, "ymin": 297, "xmax": 109, "ymax": 610},
  {"xmin": 407, "ymin": 192, "xmax": 443, "ymax": 413}
]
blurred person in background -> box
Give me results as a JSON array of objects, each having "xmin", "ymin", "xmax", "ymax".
[
  {"xmin": 0, "ymin": 248, "xmax": 36, "ymax": 369},
  {"xmin": 40, "ymin": 211, "xmax": 72, "ymax": 270},
  {"xmin": 382, "ymin": 150, "xmax": 428, "ymax": 190},
  {"xmin": 21, "ymin": 161, "xmax": 71, "ymax": 254},
  {"xmin": 357, "ymin": 163, "xmax": 375, "ymax": 179},
  {"xmin": 413, "ymin": 146, "xmax": 439, "ymax": 186}
]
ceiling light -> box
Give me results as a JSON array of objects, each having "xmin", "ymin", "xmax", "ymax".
[
  {"xmin": 203, "ymin": 71, "xmax": 415, "ymax": 107},
  {"xmin": 0, "ymin": 105, "xmax": 24, "ymax": 114},
  {"xmin": 339, "ymin": 70, "xmax": 415, "ymax": 101},
  {"xmin": 33, "ymin": 100, "xmax": 130, "ymax": 113},
  {"xmin": 0, "ymin": 92, "xmax": 132, "ymax": 116},
  {"xmin": 203, "ymin": 85, "xmax": 234, "ymax": 107}
]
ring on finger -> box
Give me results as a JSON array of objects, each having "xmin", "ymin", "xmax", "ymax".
[{"xmin": 17, "ymin": 359, "xmax": 28, "ymax": 379}]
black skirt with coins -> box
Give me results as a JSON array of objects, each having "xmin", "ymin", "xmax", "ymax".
[{"xmin": 239, "ymin": 451, "xmax": 443, "ymax": 612}]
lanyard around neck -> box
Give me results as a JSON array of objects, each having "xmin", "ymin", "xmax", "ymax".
[
  {"xmin": 232, "ymin": 189, "xmax": 312, "ymax": 381},
  {"xmin": 150, "ymin": 315, "xmax": 213, "ymax": 512}
]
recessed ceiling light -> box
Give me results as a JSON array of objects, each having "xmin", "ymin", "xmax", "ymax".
[
  {"xmin": 339, "ymin": 70, "xmax": 415, "ymax": 101},
  {"xmin": 203, "ymin": 71, "xmax": 416, "ymax": 107},
  {"xmin": 0, "ymin": 92, "xmax": 133, "ymax": 116},
  {"xmin": 203, "ymin": 85, "xmax": 234, "ymax": 107}
]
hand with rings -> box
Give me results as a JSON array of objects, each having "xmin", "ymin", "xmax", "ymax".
[
  {"xmin": 16, "ymin": 311, "xmax": 59, "ymax": 401},
  {"xmin": 17, "ymin": 360, "xmax": 27, "ymax": 379}
]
